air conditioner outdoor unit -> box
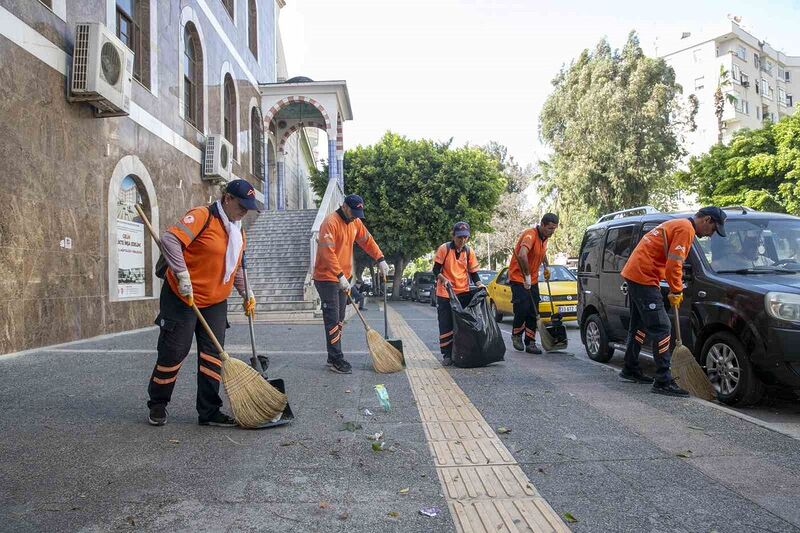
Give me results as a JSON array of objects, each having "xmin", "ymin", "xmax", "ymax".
[
  {"xmin": 68, "ymin": 22, "xmax": 133, "ymax": 117},
  {"xmin": 203, "ymin": 135, "xmax": 234, "ymax": 182}
]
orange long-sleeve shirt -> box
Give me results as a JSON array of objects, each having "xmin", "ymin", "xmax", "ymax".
[
  {"xmin": 313, "ymin": 209, "xmax": 384, "ymax": 282},
  {"xmin": 508, "ymin": 227, "xmax": 549, "ymax": 283},
  {"xmin": 621, "ymin": 218, "xmax": 695, "ymax": 293}
]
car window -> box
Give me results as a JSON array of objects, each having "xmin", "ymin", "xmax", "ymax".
[
  {"xmin": 578, "ymin": 229, "xmax": 604, "ymax": 273},
  {"xmin": 478, "ymin": 271, "xmax": 496, "ymax": 284},
  {"xmin": 495, "ymin": 269, "xmax": 509, "ymax": 285},
  {"xmin": 697, "ymin": 219, "xmax": 800, "ymax": 272},
  {"xmin": 602, "ymin": 225, "xmax": 636, "ymax": 272},
  {"xmin": 538, "ymin": 265, "xmax": 574, "ymax": 282}
]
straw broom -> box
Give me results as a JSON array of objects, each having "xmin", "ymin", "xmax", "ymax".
[
  {"xmin": 347, "ymin": 293, "xmax": 404, "ymax": 373},
  {"xmin": 135, "ymin": 205, "xmax": 287, "ymax": 427},
  {"xmin": 670, "ymin": 305, "xmax": 716, "ymax": 401}
]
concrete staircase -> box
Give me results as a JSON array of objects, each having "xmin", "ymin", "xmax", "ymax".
[{"xmin": 229, "ymin": 209, "xmax": 321, "ymax": 323}]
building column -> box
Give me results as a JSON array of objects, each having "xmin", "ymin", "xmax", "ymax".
[
  {"xmin": 276, "ymin": 153, "xmax": 285, "ymax": 211},
  {"xmin": 337, "ymin": 154, "xmax": 344, "ymax": 188},
  {"xmin": 327, "ymin": 131, "xmax": 338, "ymax": 184},
  {"xmin": 336, "ymin": 118, "xmax": 344, "ymax": 189}
]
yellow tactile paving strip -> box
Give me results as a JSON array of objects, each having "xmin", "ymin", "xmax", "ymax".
[{"xmin": 387, "ymin": 307, "xmax": 571, "ymax": 533}]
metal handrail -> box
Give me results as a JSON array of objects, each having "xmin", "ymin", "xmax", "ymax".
[
  {"xmin": 305, "ymin": 179, "xmax": 344, "ymax": 291},
  {"xmin": 596, "ymin": 206, "xmax": 660, "ymax": 223}
]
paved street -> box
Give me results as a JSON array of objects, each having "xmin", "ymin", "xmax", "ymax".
[{"xmin": 2, "ymin": 299, "xmax": 800, "ymax": 532}]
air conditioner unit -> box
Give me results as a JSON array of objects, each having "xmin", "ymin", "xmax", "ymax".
[
  {"xmin": 68, "ymin": 22, "xmax": 133, "ymax": 117},
  {"xmin": 203, "ymin": 135, "xmax": 234, "ymax": 181}
]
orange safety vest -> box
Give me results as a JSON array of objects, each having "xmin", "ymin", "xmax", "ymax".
[
  {"xmin": 508, "ymin": 227, "xmax": 548, "ymax": 283},
  {"xmin": 166, "ymin": 206, "xmax": 245, "ymax": 308},
  {"xmin": 434, "ymin": 242, "xmax": 479, "ymax": 298},
  {"xmin": 621, "ymin": 218, "xmax": 695, "ymax": 293},
  {"xmin": 313, "ymin": 209, "xmax": 384, "ymax": 282}
]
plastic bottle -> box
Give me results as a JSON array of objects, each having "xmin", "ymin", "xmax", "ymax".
[{"xmin": 374, "ymin": 384, "xmax": 391, "ymax": 412}]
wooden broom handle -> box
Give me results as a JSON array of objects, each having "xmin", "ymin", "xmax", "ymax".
[
  {"xmin": 134, "ymin": 204, "xmax": 229, "ymax": 360},
  {"xmin": 672, "ymin": 305, "xmax": 683, "ymax": 347},
  {"xmin": 347, "ymin": 291, "xmax": 371, "ymax": 330}
]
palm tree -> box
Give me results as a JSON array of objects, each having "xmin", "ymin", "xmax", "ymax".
[{"xmin": 714, "ymin": 65, "xmax": 738, "ymax": 144}]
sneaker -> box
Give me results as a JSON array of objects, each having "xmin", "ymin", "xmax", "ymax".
[
  {"xmin": 329, "ymin": 358, "xmax": 352, "ymax": 374},
  {"xmin": 148, "ymin": 405, "xmax": 167, "ymax": 426},
  {"xmin": 442, "ymin": 356, "xmax": 453, "ymax": 367},
  {"xmin": 199, "ymin": 411, "xmax": 237, "ymax": 427},
  {"xmin": 360, "ymin": 306, "xmax": 369, "ymax": 311},
  {"xmin": 619, "ymin": 369, "xmax": 655, "ymax": 384},
  {"xmin": 652, "ymin": 380, "xmax": 690, "ymax": 397},
  {"xmin": 512, "ymin": 334, "xmax": 524, "ymax": 351},
  {"xmin": 525, "ymin": 343, "xmax": 542, "ymax": 355}
]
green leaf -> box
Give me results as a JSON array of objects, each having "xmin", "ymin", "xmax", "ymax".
[
  {"xmin": 563, "ymin": 512, "xmax": 578, "ymax": 523},
  {"xmin": 340, "ymin": 421, "xmax": 362, "ymax": 432}
]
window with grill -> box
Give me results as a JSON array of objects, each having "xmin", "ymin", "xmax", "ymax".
[
  {"xmin": 116, "ymin": 0, "xmax": 150, "ymax": 88},
  {"xmin": 222, "ymin": 0, "xmax": 234, "ymax": 19},
  {"xmin": 251, "ymin": 107, "xmax": 264, "ymax": 180},
  {"xmin": 183, "ymin": 23, "xmax": 203, "ymax": 129},
  {"xmin": 248, "ymin": 0, "xmax": 258, "ymax": 59},
  {"xmin": 223, "ymin": 74, "xmax": 237, "ymax": 156}
]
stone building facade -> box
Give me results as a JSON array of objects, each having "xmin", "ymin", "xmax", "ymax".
[{"xmin": 0, "ymin": 0, "xmax": 321, "ymax": 354}]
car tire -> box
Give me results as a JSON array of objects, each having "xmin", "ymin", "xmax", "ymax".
[
  {"xmin": 490, "ymin": 300, "xmax": 503, "ymax": 322},
  {"xmin": 582, "ymin": 314, "xmax": 613, "ymax": 363},
  {"xmin": 702, "ymin": 331, "xmax": 764, "ymax": 406}
]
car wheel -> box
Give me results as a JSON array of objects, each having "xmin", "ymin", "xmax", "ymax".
[
  {"xmin": 702, "ymin": 331, "xmax": 764, "ymax": 406},
  {"xmin": 490, "ymin": 300, "xmax": 503, "ymax": 322},
  {"xmin": 582, "ymin": 314, "xmax": 613, "ymax": 363}
]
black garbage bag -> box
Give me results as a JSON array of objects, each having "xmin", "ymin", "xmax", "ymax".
[{"xmin": 447, "ymin": 285, "xmax": 506, "ymax": 368}]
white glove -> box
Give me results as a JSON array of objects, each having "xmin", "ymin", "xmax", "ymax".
[
  {"xmin": 338, "ymin": 275, "xmax": 351, "ymax": 292},
  {"xmin": 175, "ymin": 271, "xmax": 194, "ymax": 304},
  {"xmin": 523, "ymin": 274, "xmax": 532, "ymax": 290},
  {"xmin": 378, "ymin": 260, "xmax": 390, "ymax": 279}
]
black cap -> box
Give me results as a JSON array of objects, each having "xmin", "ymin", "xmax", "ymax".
[
  {"xmin": 344, "ymin": 194, "xmax": 365, "ymax": 219},
  {"xmin": 697, "ymin": 206, "xmax": 727, "ymax": 237},
  {"xmin": 225, "ymin": 179, "xmax": 259, "ymax": 211},
  {"xmin": 453, "ymin": 221, "xmax": 471, "ymax": 237}
]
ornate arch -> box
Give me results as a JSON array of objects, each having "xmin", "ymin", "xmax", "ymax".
[
  {"xmin": 277, "ymin": 121, "xmax": 327, "ymax": 153},
  {"xmin": 264, "ymin": 96, "xmax": 332, "ymax": 131}
]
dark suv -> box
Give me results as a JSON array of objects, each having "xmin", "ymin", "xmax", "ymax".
[{"xmin": 577, "ymin": 206, "xmax": 800, "ymax": 405}]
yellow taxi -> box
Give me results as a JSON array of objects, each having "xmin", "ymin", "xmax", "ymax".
[{"xmin": 486, "ymin": 265, "xmax": 578, "ymax": 323}]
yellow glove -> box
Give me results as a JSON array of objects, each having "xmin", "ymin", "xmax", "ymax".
[
  {"xmin": 667, "ymin": 292, "xmax": 683, "ymax": 308},
  {"xmin": 243, "ymin": 291, "xmax": 256, "ymax": 318},
  {"xmin": 543, "ymin": 268, "xmax": 551, "ymax": 281}
]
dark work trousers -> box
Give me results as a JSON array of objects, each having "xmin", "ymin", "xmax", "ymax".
[
  {"xmin": 436, "ymin": 292, "xmax": 473, "ymax": 358},
  {"xmin": 147, "ymin": 283, "xmax": 229, "ymax": 421},
  {"xmin": 622, "ymin": 280, "xmax": 673, "ymax": 384},
  {"xmin": 315, "ymin": 280, "xmax": 348, "ymax": 362},
  {"xmin": 351, "ymin": 285, "xmax": 366, "ymax": 310},
  {"xmin": 510, "ymin": 282, "xmax": 540, "ymax": 346}
]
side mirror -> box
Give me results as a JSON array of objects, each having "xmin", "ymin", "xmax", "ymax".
[{"xmin": 683, "ymin": 262, "xmax": 693, "ymax": 281}]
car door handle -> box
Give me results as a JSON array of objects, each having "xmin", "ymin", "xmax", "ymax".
[{"xmin": 620, "ymin": 282, "xmax": 628, "ymax": 295}]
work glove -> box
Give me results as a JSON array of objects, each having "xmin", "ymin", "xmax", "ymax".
[
  {"xmin": 667, "ymin": 292, "xmax": 683, "ymax": 308},
  {"xmin": 243, "ymin": 290, "xmax": 256, "ymax": 318},
  {"xmin": 175, "ymin": 271, "xmax": 194, "ymax": 307},
  {"xmin": 543, "ymin": 268, "xmax": 551, "ymax": 281},
  {"xmin": 378, "ymin": 260, "xmax": 390, "ymax": 279},
  {"xmin": 523, "ymin": 274, "xmax": 532, "ymax": 290},
  {"xmin": 338, "ymin": 275, "xmax": 351, "ymax": 292}
]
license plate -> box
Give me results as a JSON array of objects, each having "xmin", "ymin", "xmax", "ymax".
[{"xmin": 559, "ymin": 305, "xmax": 577, "ymax": 313}]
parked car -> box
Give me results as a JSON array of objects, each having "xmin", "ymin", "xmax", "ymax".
[
  {"xmin": 475, "ymin": 269, "xmax": 497, "ymax": 287},
  {"xmin": 401, "ymin": 278, "xmax": 413, "ymax": 300},
  {"xmin": 411, "ymin": 271, "xmax": 436, "ymax": 303},
  {"xmin": 577, "ymin": 206, "xmax": 800, "ymax": 406},
  {"xmin": 486, "ymin": 265, "xmax": 578, "ymax": 324}
]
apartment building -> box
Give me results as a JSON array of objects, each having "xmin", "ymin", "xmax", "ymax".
[{"xmin": 660, "ymin": 19, "xmax": 799, "ymax": 157}]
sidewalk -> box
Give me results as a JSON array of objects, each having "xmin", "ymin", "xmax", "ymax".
[{"xmin": 1, "ymin": 300, "xmax": 800, "ymax": 532}]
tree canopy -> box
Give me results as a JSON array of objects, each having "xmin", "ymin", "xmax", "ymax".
[
  {"xmin": 676, "ymin": 113, "xmax": 800, "ymax": 214},
  {"xmin": 310, "ymin": 132, "xmax": 505, "ymax": 297},
  {"xmin": 537, "ymin": 31, "xmax": 695, "ymax": 254}
]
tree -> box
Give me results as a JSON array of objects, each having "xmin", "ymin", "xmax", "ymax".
[
  {"xmin": 676, "ymin": 113, "xmax": 800, "ymax": 214},
  {"xmin": 714, "ymin": 65, "xmax": 738, "ymax": 144},
  {"xmin": 538, "ymin": 32, "xmax": 696, "ymax": 246},
  {"xmin": 310, "ymin": 132, "xmax": 505, "ymax": 298}
]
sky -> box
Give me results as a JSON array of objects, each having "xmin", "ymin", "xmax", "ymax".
[{"xmin": 280, "ymin": 0, "xmax": 800, "ymax": 167}]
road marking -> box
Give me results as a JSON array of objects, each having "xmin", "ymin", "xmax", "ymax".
[{"xmin": 387, "ymin": 306, "xmax": 570, "ymax": 533}]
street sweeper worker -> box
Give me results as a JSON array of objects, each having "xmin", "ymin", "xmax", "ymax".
[
  {"xmin": 619, "ymin": 206, "xmax": 726, "ymax": 396},
  {"xmin": 146, "ymin": 179, "xmax": 260, "ymax": 427},
  {"xmin": 507, "ymin": 213, "xmax": 559, "ymax": 354},
  {"xmin": 433, "ymin": 222, "xmax": 483, "ymax": 367},
  {"xmin": 313, "ymin": 194, "xmax": 388, "ymax": 374}
]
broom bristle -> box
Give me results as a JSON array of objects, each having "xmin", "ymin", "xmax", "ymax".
[
  {"xmin": 671, "ymin": 345, "xmax": 717, "ymax": 401},
  {"xmin": 221, "ymin": 357, "xmax": 288, "ymax": 428},
  {"xmin": 537, "ymin": 319, "xmax": 568, "ymax": 352},
  {"xmin": 366, "ymin": 329, "xmax": 404, "ymax": 373}
]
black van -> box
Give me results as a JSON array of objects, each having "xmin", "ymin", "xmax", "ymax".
[{"xmin": 577, "ymin": 206, "xmax": 800, "ymax": 405}]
